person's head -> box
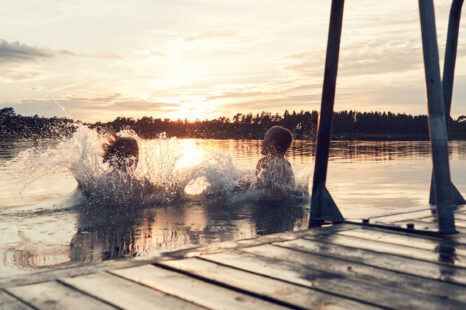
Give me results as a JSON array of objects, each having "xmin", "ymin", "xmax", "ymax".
[
  {"xmin": 261, "ymin": 126, "xmax": 293, "ymax": 156},
  {"xmin": 102, "ymin": 136, "xmax": 139, "ymax": 171}
]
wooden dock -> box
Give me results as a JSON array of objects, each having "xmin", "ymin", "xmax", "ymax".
[{"xmin": 2, "ymin": 206, "xmax": 466, "ymax": 309}]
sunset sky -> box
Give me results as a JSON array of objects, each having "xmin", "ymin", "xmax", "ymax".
[{"xmin": 1, "ymin": 0, "xmax": 465, "ymax": 122}]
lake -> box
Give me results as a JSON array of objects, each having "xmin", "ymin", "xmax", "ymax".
[{"xmin": 0, "ymin": 129, "xmax": 465, "ymax": 278}]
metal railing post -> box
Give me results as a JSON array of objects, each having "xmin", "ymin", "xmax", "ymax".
[
  {"xmin": 310, "ymin": 0, "xmax": 344, "ymax": 226},
  {"xmin": 429, "ymin": 0, "xmax": 466, "ymax": 205},
  {"xmin": 443, "ymin": 0, "xmax": 463, "ymax": 116},
  {"xmin": 419, "ymin": 0, "xmax": 456, "ymax": 234}
]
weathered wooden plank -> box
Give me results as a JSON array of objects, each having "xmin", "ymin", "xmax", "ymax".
[
  {"xmin": 6, "ymin": 281, "xmax": 115, "ymax": 310},
  {"xmin": 61, "ymin": 272, "xmax": 205, "ymax": 310},
  {"xmin": 370, "ymin": 209, "xmax": 435, "ymax": 222},
  {"xmin": 456, "ymin": 209, "xmax": 466, "ymax": 216},
  {"xmin": 160, "ymin": 257, "xmax": 377, "ymax": 310},
  {"xmin": 393, "ymin": 219, "xmax": 466, "ymax": 232},
  {"xmin": 306, "ymin": 232, "xmax": 466, "ymax": 268},
  {"xmin": 0, "ymin": 291, "xmax": 31, "ymax": 310},
  {"xmin": 111, "ymin": 264, "xmax": 287, "ymax": 310},
  {"xmin": 201, "ymin": 249, "xmax": 460, "ymax": 310},
  {"xmin": 416, "ymin": 216, "xmax": 466, "ymax": 228},
  {"xmin": 338, "ymin": 228, "xmax": 466, "ymax": 257},
  {"xmin": 368, "ymin": 221, "xmax": 466, "ymax": 244},
  {"xmin": 451, "ymin": 218, "xmax": 466, "ymax": 227},
  {"xmin": 279, "ymin": 238, "xmax": 466, "ymax": 285},
  {"xmin": 453, "ymin": 213, "xmax": 466, "ymax": 221},
  {"xmin": 0, "ymin": 253, "xmax": 162, "ymax": 289},
  {"xmin": 174, "ymin": 224, "xmax": 356, "ymax": 258},
  {"xmin": 241, "ymin": 243, "xmax": 466, "ymax": 304},
  {"xmin": 371, "ymin": 207, "xmax": 466, "ymax": 224}
]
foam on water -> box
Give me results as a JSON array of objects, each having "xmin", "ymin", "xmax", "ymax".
[{"xmin": 5, "ymin": 125, "xmax": 310, "ymax": 209}]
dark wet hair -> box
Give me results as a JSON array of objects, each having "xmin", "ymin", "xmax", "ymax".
[
  {"xmin": 102, "ymin": 135, "xmax": 139, "ymax": 170},
  {"xmin": 261, "ymin": 126, "xmax": 293, "ymax": 155}
]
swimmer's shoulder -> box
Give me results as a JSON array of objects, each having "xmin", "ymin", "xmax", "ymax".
[{"xmin": 256, "ymin": 156, "xmax": 269, "ymax": 173}]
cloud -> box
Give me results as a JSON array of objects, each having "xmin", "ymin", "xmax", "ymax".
[
  {"xmin": 107, "ymin": 99, "xmax": 181, "ymax": 111},
  {"xmin": 1, "ymin": 95, "xmax": 183, "ymax": 121},
  {"xmin": 59, "ymin": 49, "xmax": 122, "ymax": 59},
  {"xmin": 0, "ymin": 70, "xmax": 46, "ymax": 81},
  {"xmin": 0, "ymin": 40, "xmax": 54, "ymax": 63},
  {"xmin": 285, "ymin": 36, "xmax": 425, "ymax": 79},
  {"xmin": 0, "ymin": 39, "xmax": 121, "ymax": 66},
  {"xmin": 206, "ymin": 83, "xmax": 321, "ymax": 102}
]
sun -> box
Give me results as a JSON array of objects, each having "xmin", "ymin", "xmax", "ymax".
[
  {"xmin": 168, "ymin": 106, "xmax": 206, "ymax": 122},
  {"xmin": 139, "ymin": 94, "xmax": 210, "ymax": 122},
  {"xmin": 165, "ymin": 95, "xmax": 214, "ymax": 122}
]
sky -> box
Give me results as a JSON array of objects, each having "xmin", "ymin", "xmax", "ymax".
[{"xmin": 0, "ymin": 0, "xmax": 465, "ymax": 122}]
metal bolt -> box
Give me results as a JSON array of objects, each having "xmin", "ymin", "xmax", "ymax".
[
  {"xmin": 407, "ymin": 223, "xmax": 415, "ymax": 230},
  {"xmin": 362, "ymin": 219, "xmax": 369, "ymax": 225}
]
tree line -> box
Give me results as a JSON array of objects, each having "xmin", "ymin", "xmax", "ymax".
[
  {"xmin": 2, "ymin": 107, "xmax": 466, "ymax": 140},
  {"xmin": 0, "ymin": 107, "xmax": 75, "ymax": 139}
]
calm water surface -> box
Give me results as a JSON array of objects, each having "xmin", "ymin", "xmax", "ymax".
[{"xmin": 0, "ymin": 138, "xmax": 465, "ymax": 277}]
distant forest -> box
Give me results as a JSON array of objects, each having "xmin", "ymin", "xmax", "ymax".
[
  {"xmin": 1, "ymin": 107, "xmax": 466, "ymax": 140},
  {"xmin": 0, "ymin": 107, "xmax": 75, "ymax": 139}
]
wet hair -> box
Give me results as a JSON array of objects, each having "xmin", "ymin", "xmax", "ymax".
[
  {"xmin": 261, "ymin": 126, "xmax": 293, "ymax": 155},
  {"xmin": 102, "ymin": 135, "xmax": 139, "ymax": 170}
]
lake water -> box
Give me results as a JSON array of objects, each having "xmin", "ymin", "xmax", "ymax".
[{"xmin": 0, "ymin": 127, "xmax": 465, "ymax": 278}]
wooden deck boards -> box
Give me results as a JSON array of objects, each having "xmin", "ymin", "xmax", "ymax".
[
  {"xmin": 61, "ymin": 272, "xmax": 206, "ymax": 310},
  {"xmin": 7, "ymin": 281, "xmax": 116, "ymax": 310},
  {"xmin": 0, "ymin": 291, "xmax": 31, "ymax": 310},
  {"xmin": 3, "ymin": 207, "xmax": 466, "ymax": 309},
  {"xmin": 159, "ymin": 257, "xmax": 372, "ymax": 310}
]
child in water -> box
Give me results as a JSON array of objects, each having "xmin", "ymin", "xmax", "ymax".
[
  {"xmin": 102, "ymin": 135, "xmax": 139, "ymax": 172},
  {"xmin": 256, "ymin": 126, "xmax": 296, "ymax": 198},
  {"xmin": 76, "ymin": 135, "xmax": 139, "ymax": 199},
  {"xmin": 102, "ymin": 135, "xmax": 177, "ymax": 201}
]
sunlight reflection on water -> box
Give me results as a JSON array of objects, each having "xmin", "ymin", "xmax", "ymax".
[{"xmin": 0, "ymin": 138, "xmax": 464, "ymax": 277}]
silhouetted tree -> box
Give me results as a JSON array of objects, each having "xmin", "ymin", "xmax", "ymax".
[{"xmin": 2, "ymin": 107, "xmax": 466, "ymax": 140}]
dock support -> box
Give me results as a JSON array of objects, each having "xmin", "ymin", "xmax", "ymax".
[
  {"xmin": 419, "ymin": 0, "xmax": 456, "ymax": 233},
  {"xmin": 310, "ymin": 0, "xmax": 345, "ymax": 226},
  {"xmin": 429, "ymin": 0, "xmax": 466, "ymax": 205}
]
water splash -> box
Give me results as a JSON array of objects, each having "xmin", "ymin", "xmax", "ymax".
[{"xmin": 5, "ymin": 125, "xmax": 310, "ymax": 208}]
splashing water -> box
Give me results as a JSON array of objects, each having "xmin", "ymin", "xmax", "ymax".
[{"xmin": 5, "ymin": 125, "xmax": 310, "ymax": 208}]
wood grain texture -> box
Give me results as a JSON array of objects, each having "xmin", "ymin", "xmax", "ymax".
[
  {"xmin": 416, "ymin": 217, "xmax": 466, "ymax": 228},
  {"xmin": 393, "ymin": 220, "xmax": 466, "ymax": 233},
  {"xmin": 171, "ymin": 224, "xmax": 355, "ymax": 259},
  {"xmin": 112, "ymin": 264, "xmax": 287, "ymax": 310},
  {"xmin": 369, "ymin": 209, "xmax": 434, "ymax": 222},
  {"xmin": 160, "ymin": 257, "xmax": 377, "ymax": 310},
  {"xmin": 244, "ymin": 243, "xmax": 466, "ymax": 303},
  {"xmin": 339, "ymin": 228, "xmax": 466, "ymax": 256},
  {"xmin": 307, "ymin": 232, "xmax": 466, "ymax": 268},
  {"xmin": 453, "ymin": 213, "xmax": 466, "ymax": 221},
  {"xmin": 201, "ymin": 249, "xmax": 463, "ymax": 310},
  {"xmin": 281, "ymin": 238, "xmax": 466, "ymax": 285},
  {"xmin": 7, "ymin": 281, "xmax": 116, "ymax": 310},
  {"xmin": 0, "ymin": 291, "xmax": 31, "ymax": 310},
  {"xmin": 61, "ymin": 272, "xmax": 205, "ymax": 310}
]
